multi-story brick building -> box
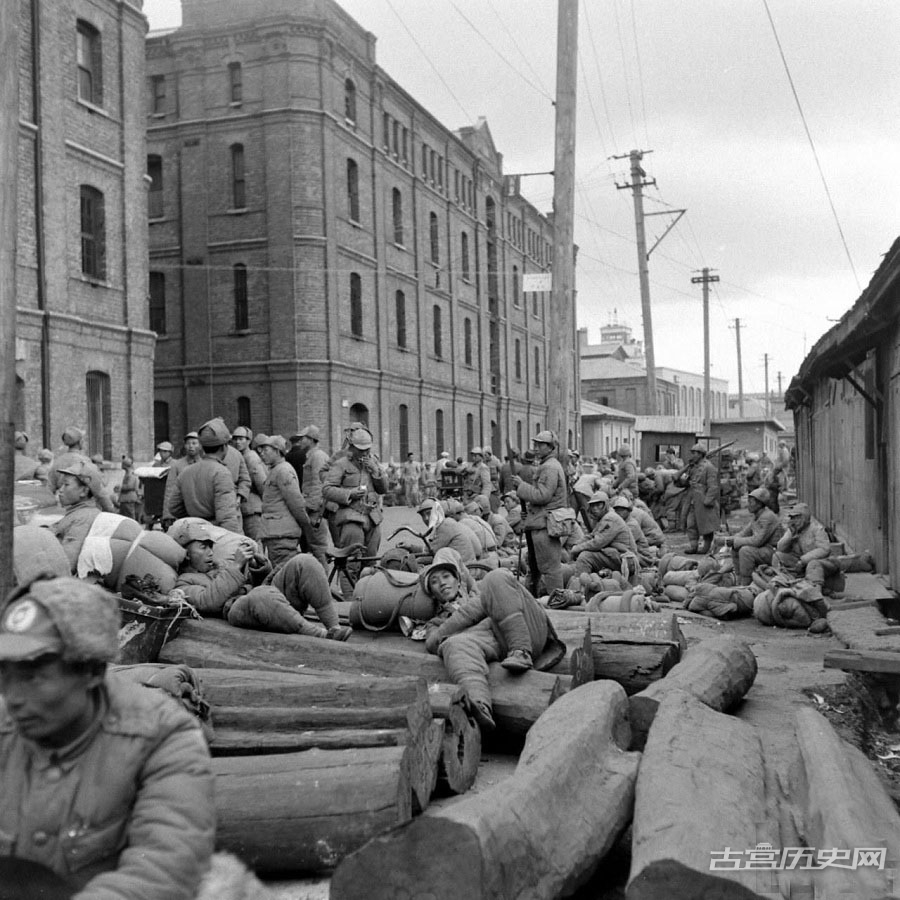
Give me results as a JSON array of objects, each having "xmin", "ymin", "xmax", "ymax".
[
  {"xmin": 145, "ymin": 0, "xmax": 577, "ymax": 462},
  {"xmin": 14, "ymin": 0, "xmax": 154, "ymax": 459}
]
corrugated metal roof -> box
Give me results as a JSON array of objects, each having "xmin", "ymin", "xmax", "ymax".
[
  {"xmin": 634, "ymin": 416, "xmax": 703, "ymax": 433},
  {"xmin": 580, "ymin": 357, "xmax": 646, "ymax": 379}
]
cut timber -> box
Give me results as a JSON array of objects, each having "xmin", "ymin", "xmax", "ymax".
[
  {"xmin": 197, "ymin": 671, "xmax": 436, "ymax": 812},
  {"xmin": 794, "ymin": 707, "xmax": 900, "ymax": 898},
  {"xmin": 428, "ymin": 684, "xmax": 481, "ymax": 794},
  {"xmin": 627, "ymin": 690, "xmax": 767, "ymax": 899},
  {"xmin": 627, "ymin": 635, "xmax": 757, "ymax": 750},
  {"xmin": 828, "ymin": 604, "xmax": 900, "ymax": 653},
  {"xmin": 331, "ymin": 681, "xmax": 640, "ymax": 900},
  {"xmin": 213, "ymin": 746, "xmax": 412, "ymax": 873},
  {"xmin": 546, "ymin": 609, "xmax": 687, "ymax": 652},
  {"xmin": 162, "ymin": 619, "xmax": 564, "ymax": 735},
  {"xmin": 824, "ymin": 648, "xmax": 900, "ymax": 674}
]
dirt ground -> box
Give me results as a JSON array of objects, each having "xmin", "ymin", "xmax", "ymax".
[{"xmin": 262, "ymin": 500, "xmax": 899, "ymax": 898}]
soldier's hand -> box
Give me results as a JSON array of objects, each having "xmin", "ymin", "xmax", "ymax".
[{"xmin": 232, "ymin": 544, "xmax": 253, "ymax": 566}]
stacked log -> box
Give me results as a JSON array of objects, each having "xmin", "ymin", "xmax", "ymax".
[
  {"xmin": 331, "ymin": 681, "xmax": 641, "ymax": 900},
  {"xmin": 547, "ymin": 610, "xmax": 685, "ymax": 694},
  {"xmin": 198, "ymin": 668, "xmax": 480, "ymax": 803},
  {"xmin": 161, "ymin": 618, "xmax": 565, "ymax": 735},
  {"xmin": 627, "ymin": 634, "xmax": 757, "ymax": 749}
]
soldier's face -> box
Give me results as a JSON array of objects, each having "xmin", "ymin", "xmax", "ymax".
[
  {"xmin": 428, "ymin": 569, "xmax": 460, "ymax": 603},
  {"xmin": 58, "ymin": 474, "xmax": 88, "ymax": 507},
  {"xmin": 186, "ymin": 540, "xmax": 215, "ymax": 573},
  {"xmin": 0, "ymin": 656, "xmax": 101, "ymax": 748},
  {"xmin": 184, "ymin": 438, "xmax": 201, "ymax": 457}
]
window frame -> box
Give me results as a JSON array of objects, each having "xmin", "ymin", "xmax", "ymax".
[
  {"xmin": 228, "ymin": 63, "xmax": 243, "ymax": 105},
  {"xmin": 464, "ymin": 318, "xmax": 473, "ymax": 367},
  {"xmin": 395, "ymin": 290, "xmax": 407, "ymax": 348},
  {"xmin": 392, "ymin": 188, "xmax": 404, "ymax": 245},
  {"xmin": 429, "ymin": 212, "xmax": 440, "ymax": 265},
  {"xmin": 80, "ymin": 185, "xmax": 106, "ymax": 280},
  {"xmin": 350, "ymin": 273, "xmax": 363, "ymax": 337},
  {"xmin": 432, "ymin": 304, "xmax": 442, "ymax": 358},
  {"xmin": 76, "ymin": 20, "xmax": 103, "ymax": 107},
  {"xmin": 461, "ymin": 231, "xmax": 470, "ymax": 281},
  {"xmin": 347, "ymin": 158, "xmax": 360, "ymax": 223},
  {"xmin": 344, "ymin": 78, "xmax": 357, "ymax": 123},
  {"xmin": 150, "ymin": 75, "xmax": 166, "ymax": 115},
  {"xmin": 147, "ymin": 155, "xmax": 163, "ymax": 219},
  {"xmin": 231, "ymin": 144, "xmax": 246, "ymax": 210},
  {"xmin": 149, "ymin": 271, "xmax": 167, "ymax": 335},
  {"xmin": 233, "ymin": 263, "xmax": 249, "ymax": 331}
]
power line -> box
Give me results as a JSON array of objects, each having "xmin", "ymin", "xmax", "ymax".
[
  {"xmin": 384, "ymin": 0, "xmax": 472, "ymax": 122},
  {"xmin": 612, "ymin": 0, "xmax": 638, "ymax": 146},
  {"xmin": 762, "ymin": 0, "xmax": 860, "ymax": 291},
  {"xmin": 449, "ymin": 1, "xmax": 554, "ymax": 103},
  {"xmin": 629, "ymin": 0, "xmax": 650, "ymax": 150},
  {"xmin": 486, "ymin": 0, "xmax": 550, "ymax": 97},
  {"xmin": 581, "ymin": 4, "xmax": 619, "ymax": 156}
]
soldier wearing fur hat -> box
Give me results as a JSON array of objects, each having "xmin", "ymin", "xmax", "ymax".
[
  {"xmin": 164, "ymin": 418, "xmax": 242, "ymax": 533},
  {"xmin": 256, "ymin": 433, "xmax": 317, "ymax": 569},
  {"xmin": 0, "ymin": 576, "xmax": 215, "ymax": 898},
  {"xmin": 323, "ymin": 426, "xmax": 388, "ymax": 594}
]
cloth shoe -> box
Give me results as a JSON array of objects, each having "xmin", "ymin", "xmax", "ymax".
[
  {"xmin": 326, "ymin": 625, "xmax": 353, "ymax": 641},
  {"xmin": 500, "ymin": 649, "xmax": 533, "ymax": 672},
  {"xmin": 471, "ymin": 700, "xmax": 496, "ymax": 732}
]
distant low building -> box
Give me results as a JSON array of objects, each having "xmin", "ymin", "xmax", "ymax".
[
  {"xmin": 580, "ymin": 400, "xmax": 636, "ymax": 459},
  {"xmin": 709, "ymin": 417, "xmax": 785, "ymax": 458}
]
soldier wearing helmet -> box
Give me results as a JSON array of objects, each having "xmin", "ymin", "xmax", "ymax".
[
  {"xmin": 562, "ymin": 490, "xmax": 637, "ymax": 581},
  {"xmin": 730, "ymin": 487, "xmax": 784, "ymax": 585},
  {"xmin": 231, "ymin": 424, "xmax": 267, "ymax": 541},
  {"xmin": 676, "ymin": 442, "xmax": 720, "ymax": 554},
  {"xmin": 511, "ymin": 431, "xmax": 568, "ymax": 594},
  {"xmin": 323, "ymin": 425, "xmax": 388, "ymax": 595},
  {"xmin": 612, "ymin": 444, "xmax": 638, "ymax": 495},
  {"xmin": 462, "ymin": 447, "xmax": 492, "ymax": 507}
]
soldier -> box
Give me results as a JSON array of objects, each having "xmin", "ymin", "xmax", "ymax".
[
  {"xmin": 730, "ymin": 487, "xmax": 784, "ymax": 585},
  {"xmin": 512, "ymin": 431, "xmax": 568, "ymax": 594},
  {"xmin": 462, "ymin": 447, "xmax": 492, "ymax": 506},
  {"xmin": 50, "ymin": 460, "xmax": 107, "ymax": 572},
  {"xmin": 613, "ymin": 445, "xmax": 638, "ymax": 495},
  {"xmin": 0, "ymin": 576, "xmax": 215, "ymax": 898},
  {"xmin": 774, "ymin": 503, "xmax": 839, "ymax": 607},
  {"xmin": 48, "ymin": 427, "xmax": 115, "ymax": 513},
  {"xmin": 162, "ymin": 431, "xmax": 202, "ymax": 522},
  {"xmin": 295, "ymin": 425, "xmax": 332, "ymax": 569},
  {"xmin": 563, "ymin": 491, "xmax": 636, "ymax": 580},
  {"xmin": 401, "ymin": 452, "xmax": 423, "ymax": 507},
  {"xmin": 231, "ymin": 425, "xmax": 266, "ymax": 541},
  {"xmin": 323, "ymin": 426, "xmax": 388, "ymax": 591},
  {"xmin": 153, "ymin": 440, "xmax": 174, "ymax": 467},
  {"xmin": 165, "ymin": 418, "xmax": 242, "ymax": 534},
  {"xmin": 13, "ymin": 431, "xmax": 37, "ymax": 481},
  {"xmin": 678, "ymin": 443, "xmax": 720, "ymax": 554}
]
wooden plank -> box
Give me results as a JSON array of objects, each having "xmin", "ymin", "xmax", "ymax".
[
  {"xmin": 839, "ymin": 572, "xmax": 895, "ymax": 601},
  {"xmin": 824, "ymin": 648, "xmax": 900, "ymax": 675}
]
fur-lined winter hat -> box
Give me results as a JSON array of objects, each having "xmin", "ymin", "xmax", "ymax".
[{"xmin": 0, "ymin": 577, "xmax": 120, "ymax": 663}]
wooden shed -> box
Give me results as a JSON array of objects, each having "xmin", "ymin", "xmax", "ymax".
[{"xmin": 785, "ymin": 236, "xmax": 900, "ymax": 579}]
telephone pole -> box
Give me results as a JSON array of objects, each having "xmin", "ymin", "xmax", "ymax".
[
  {"xmin": 548, "ymin": 0, "xmax": 578, "ymax": 442},
  {"xmin": 691, "ymin": 268, "xmax": 719, "ymax": 435},
  {"xmin": 763, "ymin": 354, "xmax": 771, "ymax": 418},
  {"xmin": 776, "ymin": 371, "xmax": 783, "ymax": 398},
  {"xmin": 615, "ymin": 150, "xmax": 658, "ymax": 415},
  {"xmin": 730, "ymin": 318, "xmax": 745, "ymax": 418}
]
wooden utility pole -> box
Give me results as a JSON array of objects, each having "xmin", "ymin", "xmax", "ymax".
[
  {"xmin": 763, "ymin": 354, "xmax": 771, "ymax": 419},
  {"xmin": 549, "ymin": 0, "xmax": 578, "ymax": 443},
  {"xmin": 730, "ymin": 318, "xmax": 745, "ymax": 418},
  {"xmin": 0, "ymin": 3, "xmax": 19, "ymax": 598},
  {"xmin": 616, "ymin": 151, "xmax": 658, "ymax": 415},
  {"xmin": 691, "ymin": 268, "xmax": 719, "ymax": 436}
]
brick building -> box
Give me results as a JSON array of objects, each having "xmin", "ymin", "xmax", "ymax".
[
  {"xmin": 14, "ymin": 0, "xmax": 155, "ymax": 460},
  {"xmin": 145, "ymin": 0, "xmax": 576, "ymax": 462}
]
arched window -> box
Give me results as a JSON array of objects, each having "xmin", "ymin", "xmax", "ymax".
[
  {"xmin": 464, "ymin": 318, "xmax": 473, "ymax": 366},
  {"xmin": 514, "ymin": 339, "xmax": 522, "ymax": 380},
  {"xmin": 80, "ymin": 185, "xmax": 106, "ymax": 279},
  {"xmin": 154, "ymin": 401, "xmax": 170, "ymax": 446},
  {"xmin": 147, "ymin": 155, "xmax": 163, "ymax": 219},
  {"xmin": 392, "ymin": 188, "xmax": 404, "ymax": 245},
  {"xmin": 344, "ymin": 78, "xmax": 357, "ymax": 123},
  {"xmin": 435, "ymin": 409, "xmax": 445, "ymax": 455},
  {"xmin": 429, "ymin": 212, "xmax": 439, "ymax": 264},
  {"xmin": 349, "ymin": 402, "xmax": 369, "ymax": 428},
  {"xmin": 399, "ymin": 404, "xmax": 409, "ymax": 458},
  {"xmin": 236, "ymin": 396, "xmax": 251, "ymax": 428},
  {"xmin": 350, "ymin": 273, "xmax": 363, "ymax": 336},
  {"xmin": 466, "ymin": 414, "xmax": 474, "ymax": 452},
  {"xmin": 86, "ymin": 370, "xmax": 111, "ymax": 459},
  {"xmin": 432, "ymin": 305, "xmax": 442, "ymax": 357},
  {"xmin": 347, "ymin": 159, "xmax": 360, "ymax": 222},
  {"xmin": 231, "ymin": 144, "xmax": 246, "ymax": 208},
  {"xmin": 461, "ymin": 232, "xmax": 470, "ymax": 280},
  {"xmin": 76, "ymin": 20, "xmax": 103, "ymax": 106},
  {"xmin": 233, "ymin": 264, "xmax": 248, "ymax": 330},
  {"xmin": 228, "ymin": 62, "xmax": 242, "ymax": 104},
  {"xmin": 534, "ymin": 346, "xmax": 540, "ymax": 386},
  {"xmin": 149, "ymin": 271, "xmax": 166, "ymax": 334},
  {"xmin": 395, "ymin": 290, "xmax": 407, "ymax": 348}
]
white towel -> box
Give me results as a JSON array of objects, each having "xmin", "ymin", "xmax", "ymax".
[{"xmin": 77, "ymin": 536, "xmax": 114, "ymax": 579}]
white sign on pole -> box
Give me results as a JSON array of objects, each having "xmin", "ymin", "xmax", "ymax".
[{"xmin": 522, "ymin": 273, "xmax": 552, "ymax": 293}]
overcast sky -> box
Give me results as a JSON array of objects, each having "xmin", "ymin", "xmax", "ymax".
[{"xmin": 145, "ymin": 0, "xmax": 900, "ymax": 398}]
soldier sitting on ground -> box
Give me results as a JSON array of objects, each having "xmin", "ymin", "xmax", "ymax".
[
  {"xmin": 730, "ymin": 487, "xmax": 783, "ymax": 586},
  {"xmin": 174, "ymin": 522, "xmax": 351, "ymax": 640},
  {"xmin": 773, "ymin": 503, "xmax": 838, "ymax": 611},
  {"xmin": 421, "ymin": 549, "xmax": 565, "ymax": 731}
]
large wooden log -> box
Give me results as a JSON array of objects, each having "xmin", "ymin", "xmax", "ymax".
[
  {"xmin": 627, "ymin": 635, "xmax": 757, "ymax": 749},
  {"xmin": 214, "ymin": 746, "xmax": 412, "ymax": 873},
  {"xmin": 793, "ymin": 707, "xmax": 900, "ymax": 898},
  {"xmin": 547, "ymin": 609, "xmax": 687, "ymax": 652},
  {"xmin": 627, "ymin": 690, "xmax": 768, "ymax": 899},
  {"xmin": 162, "ymin": 619, "xmax": 565, "ymax": 734},
  {"xmin": 331, "ymin": 681, "xmax": 640, "ymax": 900},
  {"xmin": 428, "ymin": 684, "xmax": 481, "ymax": 794}
]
